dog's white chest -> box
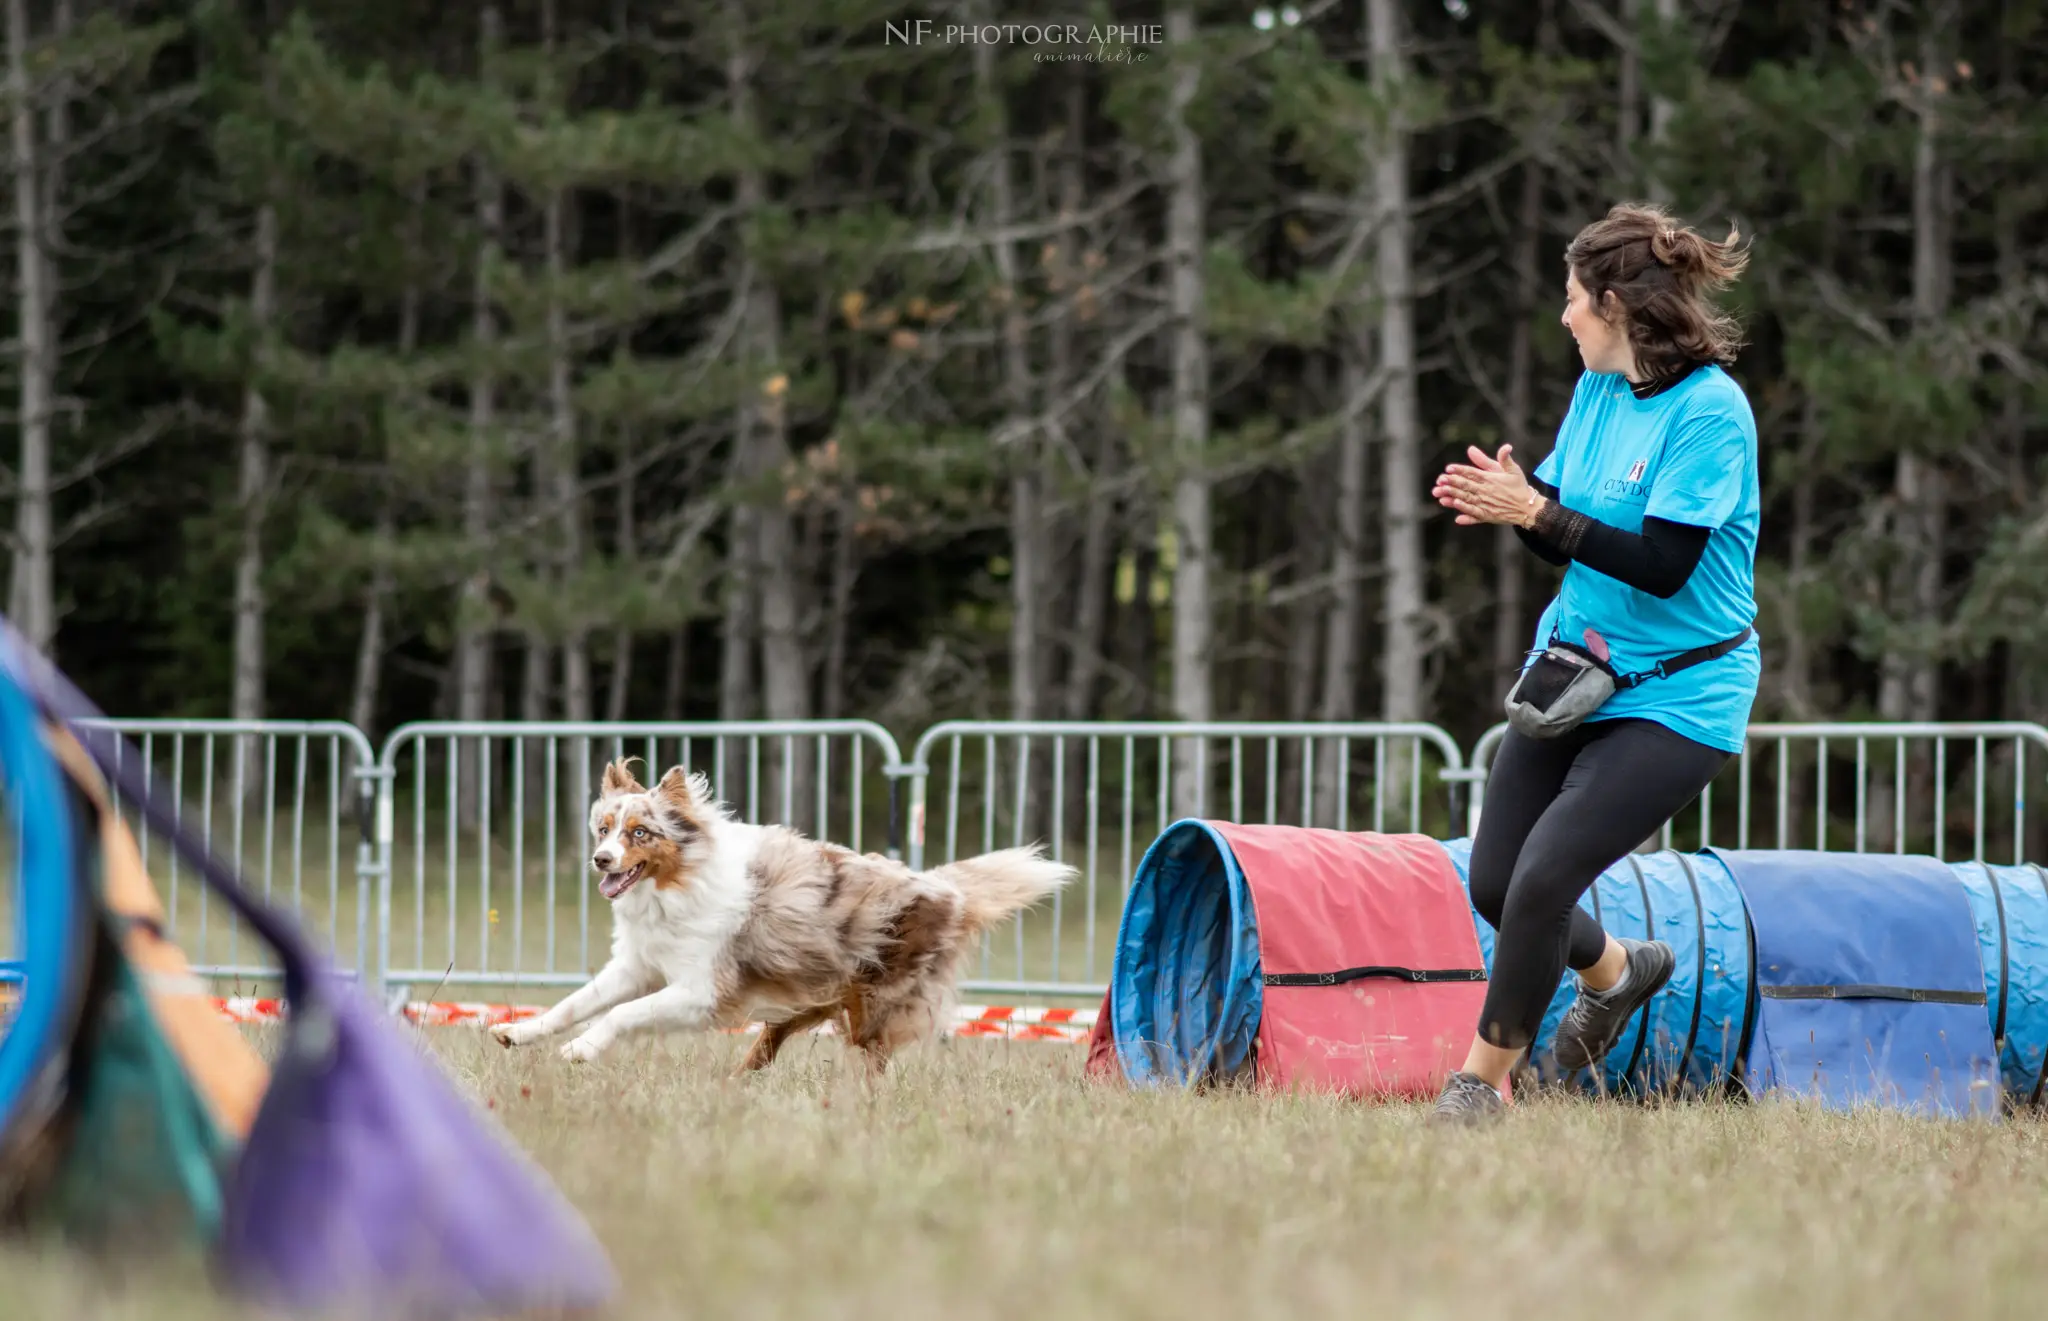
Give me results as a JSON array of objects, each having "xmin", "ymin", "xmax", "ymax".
[
  {"xmin": 610, "ymin": 873, "xmax": 750, "ymax": 982},
  {"xmin": 623, "ymin": 915, "xmax": 718, "ymax": 974}
]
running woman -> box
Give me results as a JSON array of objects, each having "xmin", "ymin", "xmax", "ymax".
[{"xmin": 1428, "ymin": 201, "xmax": 1761, "ymax": 1126}]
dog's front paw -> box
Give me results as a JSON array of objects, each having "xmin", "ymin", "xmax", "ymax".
[
  {"xmin": 491, "ymin": 1019, "xmax": 545, "ymax": 1049},
  {"xmin": 560, "ymin": 1033, "xmax": 607, "ymax": 1064}
]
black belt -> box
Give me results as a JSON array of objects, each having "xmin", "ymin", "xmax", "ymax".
[
  {"xmin": 1263, "ymin": 965, "xmax": 1485, "ymax": 987},
  {"xmin": 1758, "ymin": 983, "xmax": 1985, "ymax": 1006}
]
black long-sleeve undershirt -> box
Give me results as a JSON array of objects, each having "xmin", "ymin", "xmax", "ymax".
[
  {"xmin": 1514, "ymin": 474, "xmax": 1712, "ymax": 600},
  {"xmin": 1513, "ymin": 477, "xmax": 1572, "ymax": 568}
]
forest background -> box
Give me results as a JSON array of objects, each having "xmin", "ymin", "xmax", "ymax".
[{"xmin": 6, "ymin": 0, "xmax": 2042, "ymax": 818}]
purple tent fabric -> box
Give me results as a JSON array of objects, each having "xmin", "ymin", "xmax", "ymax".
[
  {"xmin": 218, "ymin": 974, "xmax": 618, "ymax": 1317},
  {"xmin": 0, "ymin": 628, "xmax": 618, "ymax": 1318}
]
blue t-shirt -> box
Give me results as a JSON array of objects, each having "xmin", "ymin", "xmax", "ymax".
[{"xmin": 1527, "ymin": 365, "xmax": 1761, "ymax": 753}]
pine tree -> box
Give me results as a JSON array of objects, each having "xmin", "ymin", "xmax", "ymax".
[{"xmin": 4, "ymin": 0, "xmax": 182, "ymax": 655}]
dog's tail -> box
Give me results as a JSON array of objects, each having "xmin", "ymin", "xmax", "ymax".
[{"xmin": 933, "ymin": 845, "xmax": 1077, "ymax": 935}]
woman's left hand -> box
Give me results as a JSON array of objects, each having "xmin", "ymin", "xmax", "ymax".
[{"xmin": 1433, "ymin": 444, "xmax": 1541, "ymax": 527}]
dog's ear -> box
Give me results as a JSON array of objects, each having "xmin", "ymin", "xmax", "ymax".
[
  {"xmin": 602, "ymin": 757, "xmax": 644, "ymax": 796},
  {"xmin": 656, "ymin": 765, "xmax": 714, "ymax": 811}
]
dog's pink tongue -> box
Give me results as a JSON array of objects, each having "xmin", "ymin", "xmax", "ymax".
[{"xmin": 600, "ymin": 870, "xmax": 630, "ymax": 899}]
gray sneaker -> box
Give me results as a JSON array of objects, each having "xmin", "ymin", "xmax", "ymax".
[
  {"xmin": 1429, "ymin": 1071, "xmax": 1506, "ymax": 1127},
  {"xmin": 1551, "ymin": 937, "xmax": 1676, "ymax": 1072}
]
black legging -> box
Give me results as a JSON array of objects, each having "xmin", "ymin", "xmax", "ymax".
[{"xmin": 1467, "ymin": 717, "xmax": 1731, "ymax": 1050}]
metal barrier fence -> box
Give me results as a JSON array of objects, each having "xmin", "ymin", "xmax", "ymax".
[
  {"xmin": 70, "ymin": 719, "xmax": 383, "ymax": 988},
  {"xmin": 903, "ymin": 721, "xmax": 1470, "ymax": 997},
  {"xmin": 1469, "ymin": 720, "xmax": 2048, "ymax": 863},
  {"xmin": 372, "ymin": 721, "xmax": 911, "ymax": 1002},
  {"xmin": 25, "ymin": 715, "xmax": 2048, "ymax": 1004}
]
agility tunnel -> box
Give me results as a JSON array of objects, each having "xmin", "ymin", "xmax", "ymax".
[
  {"xmin": 1092, "ymin": 820, "xmax": 2036, "ymax": 1117},
  {"xmin": 0, "ymin": 622, "xmax": 617, "ymax": 1316},
  {"xmin": 1094, "ymin": 820, "xmax": 1492, "ymax": 1099}
]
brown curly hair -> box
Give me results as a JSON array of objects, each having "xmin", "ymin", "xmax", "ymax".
[{"xmin": 1565, "ymin": 201, "xmax": 1751, "ymax": 381}]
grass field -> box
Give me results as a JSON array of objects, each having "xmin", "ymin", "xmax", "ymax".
[
  {"xmin": 5, "ymin": 733, "xmax": 2048, "ymax": 1317},
  {"xmin": 7, "ymin": 1026, "xmax": 2048, "ymax": 1321}
]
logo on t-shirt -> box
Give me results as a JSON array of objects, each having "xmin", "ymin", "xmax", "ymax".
[{"xmin": 1603, "ymin": 457, "xmax": 1649, "ymax": 501}]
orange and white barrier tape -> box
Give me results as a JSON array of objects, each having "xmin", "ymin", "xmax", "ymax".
[
  {"xmin": 209, "ymin": 995, "xmax": 1097, "ymax": 1044},
  {"xmin": 951, "ymin": 1003, "xmax": 1098, "ymax": 1043}
]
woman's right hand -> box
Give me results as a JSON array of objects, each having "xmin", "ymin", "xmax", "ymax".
[
  {"xmin": 1432, "ymin": 446, "xmax": 1496, "ymax": 511},
  {"xmin": 1434, "ymin": 445, "xmax": 1540, "ymax": 527}
]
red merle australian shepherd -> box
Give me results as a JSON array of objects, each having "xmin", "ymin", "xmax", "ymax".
[{"xmin": 492, "ymin": 759, "xmax": 1074, "ymax": 1074}]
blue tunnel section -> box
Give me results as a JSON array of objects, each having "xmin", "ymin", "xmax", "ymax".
[
  {"xmin": 1952, "ymin": 861, "xmax": 2048, "ymax": 1103},
  {"xmin": 1631, "ymin": 850, "xmax": 1752, "ymax": 1093},
  {"xmin": 1723, "ymin": 849, "xmax": 1999, "ymax": 1118},
  {"xmin": 1434, "ymin": 839, "xmax": 1753, "ymax": 1095},
  {"xmin": 1437, "ymin": 841, "xmax": 2044, "ymax": 1108},
  {"xmin": 1108, "ymin": 819, "xmax": 1264, "ymax": 1088}
]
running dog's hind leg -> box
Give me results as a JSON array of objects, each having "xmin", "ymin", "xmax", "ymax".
[
  {"xmin": 843, "ymin": 994, "xmax": 930, "ymax": 1080},
  {"xmin": 734, "ymin": 1006, "xmax": 836, "ymax": 1075}
]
